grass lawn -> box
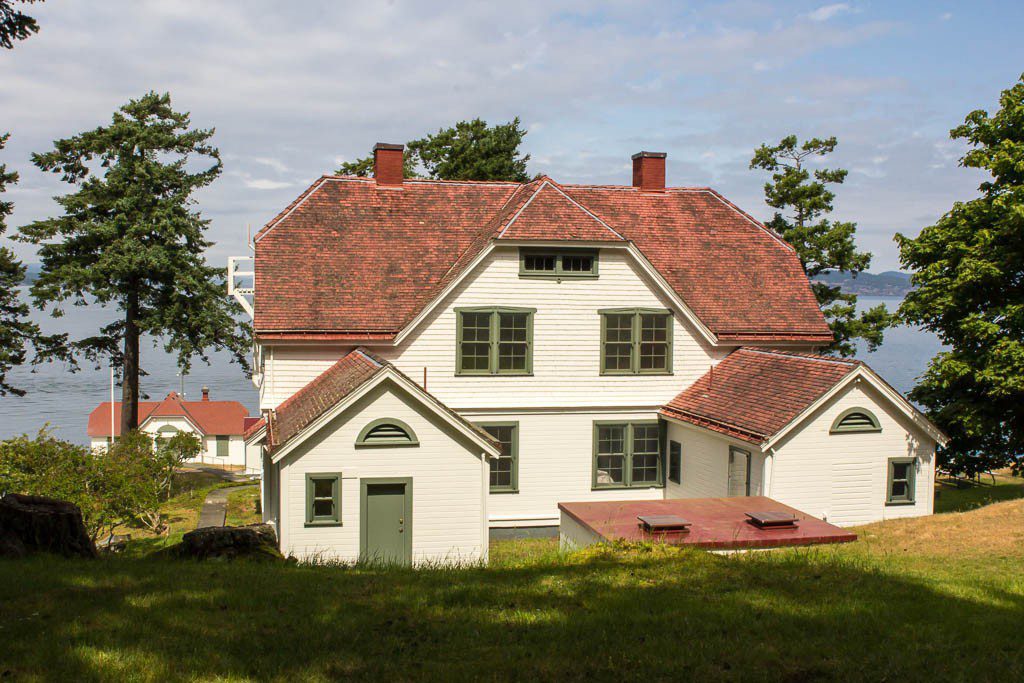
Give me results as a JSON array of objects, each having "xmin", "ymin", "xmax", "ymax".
[
  {"xmin": 1, "ymin": 498, "xmax": 1022, "ymax": 681},
  {"xmin": 934, "ymin": 469, "xmax": 1024, "ymax": 513},
  {"xmin": 225, "ymin": 485, "xmax": 261, "ymax": 527},
  {"xmin": 117, "ymin": 471, "xmax": 256, "ymax": 556}
]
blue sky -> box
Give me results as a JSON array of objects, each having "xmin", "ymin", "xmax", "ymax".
[{"xmin": 2, "ymin": 0, "xmax": 1023, "ymax": 271}]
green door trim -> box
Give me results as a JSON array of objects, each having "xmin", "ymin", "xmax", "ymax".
[{"xmin": 359, "ymin": 477, "xmax": 413, "ymax": 565}]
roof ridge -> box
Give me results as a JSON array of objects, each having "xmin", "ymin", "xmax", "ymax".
[
  {"xmin": 738, "ymin": 346, "xmax": 861, "ymax": 367},
  {"xmin": 324, "ymin": 175, "xmax": 524, "ymax": 187}
]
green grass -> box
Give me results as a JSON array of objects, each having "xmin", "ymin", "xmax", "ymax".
[
  {"xmin": 1, "ymin": 499, "xmax": 1022, "ymax": 681},
  {"xmin": 224, "ymin": 486, "xmax": 261, "ymax": 527},
  {"xmin": 934, "ymin": 470, "xmax": 1024, "ymax": 513}
]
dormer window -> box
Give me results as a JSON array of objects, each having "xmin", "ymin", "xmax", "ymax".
[{"xmin": 519, "ymin": 248, "xmax": 598, "ymax": 279}]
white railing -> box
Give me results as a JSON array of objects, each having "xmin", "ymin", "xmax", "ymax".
[{"xmin": 227, "ymin": 256, "xmax": 255, "ymax": 318}]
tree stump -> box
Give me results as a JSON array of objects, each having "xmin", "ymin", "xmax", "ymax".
[
  {"xmin": 0, "ymin": 494, "xmax": 98, "ymax": 559},
  {"xmin": 173, "ymin": 523, "xmax": 283, "ymax": 561}
]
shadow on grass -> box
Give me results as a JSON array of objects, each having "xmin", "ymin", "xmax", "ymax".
[
  {"xmin": 1, "ymin": 547, "xmax": 1022, "ymax": 681},
  {"xmin": 934, "ymin": 475, "xmax": 1024, "ymax": 514}
]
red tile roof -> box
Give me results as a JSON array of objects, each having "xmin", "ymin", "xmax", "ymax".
[
  {"xmin": 87, "ymin": 392, "xmax": 250, "ymax": 437},
  {"xmin": 263, "ymin": 347, "xmax": 499, "ymax": 454},
  {"xmin": 254, "ymin": 175, "xmax": 832, "ymax": 343},
  {"xmin": 266, "ymin": 348, "xmax": 384, "ymax": 450},
  {"xmin": 660, "ymin": 348, "xmax": 860, "ymax": 444}
]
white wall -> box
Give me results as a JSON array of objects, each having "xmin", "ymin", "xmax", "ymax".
[
  {"xmin": 768, "ymin": 380, "xmax": 935, "ymax": 526},
  {"xmin": 93, "ymin": 417, "xmax": 248, "ymax": 468},
  {"xmin": 664, "ymin": 420, "xmax": 764, "ymax": 500},
  {"xmin": 276, "ymin": 379, "xmax": 488, "ymax": 565},
  {"xmin": 259, "ymin": 246, "xmax": 727, "ymax": 411},
  {"xmin": 465, "ymin": 410, "xmax": 667, "ymax": 527}
]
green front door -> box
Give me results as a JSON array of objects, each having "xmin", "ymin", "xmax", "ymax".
[{"xmin": 360, "ymin": 479, "xmax": 412, "ymax": 565}]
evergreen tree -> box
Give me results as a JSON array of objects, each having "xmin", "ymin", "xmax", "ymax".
[
  {"xmin": 897, "ymin": 75, "xmax": 1024, "ymax": 476},
  {"xmin": 336, "ymin": 117, "xmax": 530, "ymax": 182},
  {"xmin": 0, "ymin": 0, "xmax": 41, "ymax": 50},
  {"xmin": 750, "ymin": 136, "xmax": 893, "ymax": 356},
  {"xmin": 0, "ymin": 133, "xmax": 62, "ymax": 395},
  {"xmin": 19, "ymin": 92, "xmax": 250, "ymax": 434}
]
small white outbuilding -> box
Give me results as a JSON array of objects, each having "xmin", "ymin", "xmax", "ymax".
[{"xmin": 248, "ymin": 349, "xmax": 500, "ymax": 566}]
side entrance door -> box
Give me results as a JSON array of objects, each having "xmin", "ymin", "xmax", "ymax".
[
  {"xmin": 727, "ymin": 447, "xmax": 751, "ymax": 497},
  {"xmin": 360, "ymin": 478, "xmax": 412, "ymax": 565}
]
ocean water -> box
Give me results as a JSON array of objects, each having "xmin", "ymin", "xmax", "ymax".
[{"xmin": 0, "ymin": 292, "xmax": 942, "ymax": 444}]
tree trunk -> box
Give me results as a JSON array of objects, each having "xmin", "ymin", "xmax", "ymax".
[{"xmin": 120, "ymin": 290, "xmax": 140, "ymax": 435}]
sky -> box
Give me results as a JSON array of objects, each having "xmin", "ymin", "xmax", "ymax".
[{"xmin": 2, "ymin": 0, "xmax": 1023, "ymax": 271}]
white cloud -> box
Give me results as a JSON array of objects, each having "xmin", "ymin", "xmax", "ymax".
[
  {"xmin": 242, "ymin": 178, "xmax": 294, "ymax": 191},
  {"xmin": 939, "ymin": 12, "xmax": 953, "ymax": 21},
  {"xmin": 807, "ymin": 4, "xmax": 853, "ymax": 22}
]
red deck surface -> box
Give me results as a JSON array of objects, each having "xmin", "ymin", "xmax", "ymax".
[{"xmin": 559, "ymin": 496, "xmax": 857, "ymax": 550}]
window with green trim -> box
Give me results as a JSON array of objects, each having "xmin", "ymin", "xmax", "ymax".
[
  {"xmin": 593, "ymin": 421, "xmax": 663, "ymax": 489},
  {"xmin": 478, "ymin": 422, "xmax": 519, "ymax": 492},
  {"xmin": 886, "ymin": 458, "xmax": 916, "ymax": 505},
  {"xmin": 456, "ymin": 307, "xmax": 534, "ymax": 375},
  {"xmin": 600, "ymin": 309, "xmax": 673, "ymax": 374},
  {"xmin": 305, "ymin": 473, "xmax": 341, "ymax": 525},
  {"xmin": 215, "ymin": 435, "xmax": 229, "ymax": 457},
  {"xmin": 519, "ymin": 248, "xmax": 598, "ymax": 278},
  {"xmin": 668, "ymin": 440, "xmax": 682, "ymax": 484}
]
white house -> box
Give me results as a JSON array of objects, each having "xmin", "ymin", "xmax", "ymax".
[
  {"xmin": 88, "ymin": 389, "xmax": 257, "ymax": 471},
  {"xmin": 238, "ymin": 144, "xmax": 946, "ymax": 565}
]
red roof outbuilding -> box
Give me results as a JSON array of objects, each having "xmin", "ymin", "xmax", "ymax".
[{"xmin": 87, "ymin": 391, "xmax": 250, "ymax": 438}]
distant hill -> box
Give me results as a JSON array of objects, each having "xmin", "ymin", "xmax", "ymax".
[
  {"xmin": 812, "ymin": 270, "xmax": 912, "ymax": 297},
  {"xmin": 20, "ymin": 263, "xmax": 43, "ymax": 285}
]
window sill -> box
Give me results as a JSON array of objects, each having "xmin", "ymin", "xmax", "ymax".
[
  {"xmin": 489, "ymin": 489, "xmax": 519, "ymax": 495},
  {"xmin": 600, "ymin": 371, "xmax": 673, "ymax": 377},
  {"xmin": 455, "ymin": 373, "xmax": 534, "ymax": 378},
  {"xmin": 304, "ymin": 521, "xmax": 343, "ymax": 528},
  {"xmin": 355, "ymin": 441, "xmax": 420, "ymax": 448},
  {"xmin": 592, "ymin": 484, "xmax": 665, "ymax": 491},
  {"xmin": 519, "ymin": 274, "xmax": 599, "ymax": 281},
  {"xmin": 885, "ymin": 500, "xmax": 916, "ymax": 507}
]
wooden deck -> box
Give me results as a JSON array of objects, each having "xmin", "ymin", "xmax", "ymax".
[{"xmin": 559, "ymin": 496, "xmax": 857, "ymax": 550}]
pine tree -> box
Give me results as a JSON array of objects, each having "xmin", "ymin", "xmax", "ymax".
[
  {"xmin": 19, "ymin": 92, "xmax": 250, "ymax": 433},
  {"xmin": 336, "ymin": 117, "xmax": 531, "ymax": 182},
  {"xmin": 750, "ymin": 136, "xmax": 893, "ymax": 356},
  {"xmin": 0, "ymin": 133, "xmax": 62, "ymax": 395}
]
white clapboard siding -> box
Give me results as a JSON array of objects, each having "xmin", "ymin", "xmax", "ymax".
[
  {"xmin": 276, "ymin": 381, "xmax": 488, "ymax": 564},
  {"xmin": 259, "ymin": 246, "xmax": 727, "ymax": 411},
  {"xmin": 769, "ymin": 381, "xmax": 935, "ymax": 526},
  {"xmin": 466, "ymin": 410, "xmax": 667, "ymax": 527},
  {"xmin": 664, "ymin": 421, "xmax": 765, "ymax": 499}
]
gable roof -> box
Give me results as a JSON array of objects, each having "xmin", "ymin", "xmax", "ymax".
[
  {"xmin": 262, "ymin": 348, "xmax": 500, "ymax": 458},
  {"xmin": 254, "ymin": 176, "xmax": 832, "ymax": 344},
  {"xmin": 87, "ymin": 392, "xmax": 249, "ymax": 437},
  {"xmin": 660, "ymin": 348, "xmax": 946, "ymax": 446}
]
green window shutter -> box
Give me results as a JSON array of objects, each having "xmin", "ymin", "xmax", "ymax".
[
  {"xmin": 478, "ymin": 422, "xmax": 519, "ymax": 493},
  {"xmin": 886, "ymin": 458, "xmax": 916, "ymax": 505},
  {"xmin": 668, "ymin": 440, "xmax": 682, "ymax": 484},
  {"xmin": 456, "ymin": 307, "xmax": 534, "ymax": 375},
  {"xmin": 215, "ymin": 436, "xmax": 229, "ymax": 457},
  {"xmin": 593, "ymin": 420, "xmax": 664, "ymax": 489},
  {"xmin": 306, "ymin": 473, "xmax": 342, "ymax": 525}
]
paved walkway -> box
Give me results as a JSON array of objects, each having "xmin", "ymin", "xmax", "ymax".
[{"xmin": 197, "ymin": 485, "xmax": 257, "ymax": 529}]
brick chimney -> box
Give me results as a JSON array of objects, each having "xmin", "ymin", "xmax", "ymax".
[
  {"xmin": 201, "ymin": 386, "xmax": 210, "ymax": 401},
  {"xmin": 631, "ymin": 151, "xmax": 667, "ymax": 192},
  {"xmin": 374, "ymin": 143, "xmax": 404, "ymax": 186}
]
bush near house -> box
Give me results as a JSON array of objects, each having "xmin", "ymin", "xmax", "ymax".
[{"xmin": 0, "ymin": 497, "xmax": 1021, "ymax": 681}]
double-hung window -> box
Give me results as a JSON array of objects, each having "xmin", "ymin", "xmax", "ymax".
[
  {"xmin": 456, "ymin": 307, "xmax": 534, "ymax": 375},
  {"xmin": 305, "ymin": 473, "xmax": 341, "ymax": 526},
  {"xmin": 600, "ymin": 308, "xmax": 673, "ymax": 374},
  {"xmin": 593, "ymin": 421, "xmax": 663, "ymax": 489},
  {"xmin": 477, "ymin": 422, "xmax": 519, "ymax": 493},
  {"xmin": 886, "ymin": 458, "xmax": 916, "ymax": 505},
  {"xmin": 215, "ymin": 435, "xmax": 230, "ymax": 457}
]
